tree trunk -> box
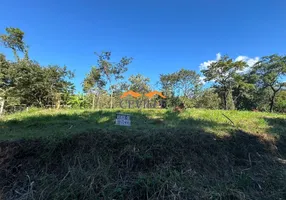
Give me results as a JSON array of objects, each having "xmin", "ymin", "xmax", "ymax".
[
  {"xmin": 92, "ymin": 94, "xmax": 96, "ymax": 110},
  {"xmin": 110, "ymin": 91, "xmax": 113, "ymax": 109},
  {"xmin": 233, "ymin": 89, "xmax": 242, "ymax": 109},
  {"xmin": 97, "ymin": 95, "xmax": 100, "ymax": 109},
  {"xmin": 269, "ymin": 86, "xmax": 280, "ymax": 113},
  {"xmin": 223, "ymin": 91, "xmax": 227, "ymax": 110},
  {"xmin": 56, "ymin": 99, "xmax": 60, "ymax": 109},
  {"xmin": 0, "ymin": 98, "xmax": 4, "ymax": 115},
  {"xmin": 13, "ymin": 49, "xmax": 20, "ymax": 62},
  {"xmin": 269, "ymin": 92, "xmax": 277, "ymax": 113}
]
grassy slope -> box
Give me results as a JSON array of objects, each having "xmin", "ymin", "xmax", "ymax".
[{"xmin": 0, "ymin": 109, "xmax": 285, "ymax": 199}]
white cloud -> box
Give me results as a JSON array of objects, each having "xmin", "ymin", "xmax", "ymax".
[
  {"xmin": 199, "ymin": 60, "xmax": 214, "ymax": 71},
  {"xmin": 199, "ymin": 53, "xmax": 222, "ymax": 84},
  {"xmin": 199, "ymin": 52, "xmax": 222, "ymax": 71},
  {"xmin": 235, "ymin": 56, "xmax": 248, "ymax": 62},
  {"xmin": 235, "ymin": 56, "xmax": 259, "ymax": 68},
  {"xmin": 235, "ymin": 56, "xmax": 259, "ymax": 73},
  {"xmin": 199, "ymin": 53, "xmax": 259, "ymax": 73},
  {"xmin": 246, "ymin": 57, "xmax": 260, "ymax": 67},
  {"xmin": 199, "ymin": 76, "xmax": 206, "ymax": 85},
  {"xmin": 216, "ymin": 53, "xmax": 221, "ymax": 60}
]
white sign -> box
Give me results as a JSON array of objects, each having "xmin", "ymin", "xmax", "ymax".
[{"xmin": 116, "ymin": 113, "xmax": 131, "ymax": 126}]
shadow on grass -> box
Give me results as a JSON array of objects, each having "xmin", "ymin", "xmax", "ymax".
[
  {"xmin": 263, "ymin": 117, "xmax": 286, "ymax": 158},
  {"xmin": 263, "ymin": 117, "xmax": 286, "ymax": 136},
  {"xmin": 0, "ymin": 110, "xmax": 286, "ymax": 199}
]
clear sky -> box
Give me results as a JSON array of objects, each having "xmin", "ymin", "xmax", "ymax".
[{"xmin": 0, "ymin": 0, "xmax": 285, "ymax": 92}]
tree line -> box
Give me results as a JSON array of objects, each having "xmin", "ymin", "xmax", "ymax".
[{"xmin": 0, "ymin": 27, "xmax": 285, "ymax": 113}]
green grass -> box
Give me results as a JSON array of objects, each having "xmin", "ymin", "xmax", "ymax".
[
  {"xmin": 0, "ymin": 108, "xmax": 285, "ymax": 140},
  {"xmin": 0, "ymin": 108, "xmax": 285, "ymax": 199}
]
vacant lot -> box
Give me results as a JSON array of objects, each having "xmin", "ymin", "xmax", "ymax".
[{"xmin": 0, "ymin": 109, "xmax": 285, "ymax": 199}]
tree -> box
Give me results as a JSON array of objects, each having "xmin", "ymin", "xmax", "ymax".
[
  {"xmin": 128, "ymin": 74, "xmax": 151, "ymax": 93},
  {"xmin": 6, "ymin": 59, "xmax": 74, "ymax": 107},
  {"xmin": 0, "ymin": 54, "xmax": 14, "ymax": 114},
  {"xmin": 159, "ymin": 69, "xmax": 202, "ymax": 107},
  {"xmin": 202, "ymin": 55, "xmax": 247, "ymax": 110},
  {"xmin": 159, "ymin": 72, "xmax": 180, "ymax": 107},
  {"xmin": 43, "ymin": 65, "xmax": 74, "ymax": 107},
  {"xmin": 83, "ymin": 67, "xmax": 105, "ymax": 109},
  {"xmin": 159, "ymin": 73, "xmax": 177, "ymax": 96},
  {"xmin": 252, "ymin": 54, "xmax": 286, "ymax": 112},
  {"xmin": 0, "ymin": 27, "xmax": 26, "ymax": 61},
  {"xmin": 0, "ymin": 27, "xmax": 75, "ymax": 111},
  {"xmin": 12, "ymin": 60, "xmax": 45, "ymax": 106},
  {"xmin": 0, "ymin": 57, "xmax": 74, "ymax": 109},
  {"xmin": 196, "ymin": 89, "xmax": 220, "ymax": 109},
  {"xmin": 232, "ymin": 74, "xmax": 256, "ymax": 110},
  {"xmin": 176, "ymin": 69, "xmax": 202, "ymax": 98},
  {"xmin": 0, "ymin": 54, "xmax": 12, "ymax": 97},
  {"xmin": 274, "ymin": 90, "xmax": 286, "ymax": 113},
  {"xmin": 95, "ymin": 51, "xmax": 132, "ymax": 108}
]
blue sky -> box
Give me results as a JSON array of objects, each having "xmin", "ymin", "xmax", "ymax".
[{"xmin": 0, "ymin": 0, "xmax": 285, "ymax": 92}]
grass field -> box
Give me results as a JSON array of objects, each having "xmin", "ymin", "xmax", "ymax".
[{"xmin": 0, "ymin": 108, "xmax": 286, "ymax": 199}]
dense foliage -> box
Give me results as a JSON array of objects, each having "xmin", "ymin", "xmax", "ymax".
[{"xmin": 0, "ymin": 27, "xmax": 285, "ymax": 113}]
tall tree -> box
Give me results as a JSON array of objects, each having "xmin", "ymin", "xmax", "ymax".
[
  {"xmin": 128, "ymin": 74, "xmax": 151, "ymax": 93},
  {"xmin": 12, "ymin": 60, "xmax": 74, "ymax": 107},
  {"xmin": 175, "ymin": 69, "xmax": 202, "ymax": 98},
  {"xmin": 95, "ymin": 51, "xmax": 132, "ymax": 108},
  {"xmin": 0, "ymin": 54, "xmax": 11, "ymax": 114},
  {"xmin": 159, "ymin": 73, "xmax": 177, "ymax": 97},
  {"xmin": 159, "ymin": 69, "xmax": 202, "ymax": 107},
  {"xmin": 83, "ymin": 67, "xmax": 105, "ymax": 109},
  {"xmin": 0, "ymin": 54, "xmax": 12, "ymax": 97},
  {"xmin": 0, "ymin": 27, "xmax": 74, "ymax": 111},
  {"xmin": 252, "ymin": 54, "xmax": 286, "ymax": 112},
  {"xmin": 232, "ymin": 74, "xmax": 256, "ymax": 110},
  {"xmin": 202, "ymin": 55, "xmax": 247, "ymax": 110},
  {"xmin": 0, "ymin": 27, "xmax": 26, "ymax": 61},
  {"xmin": 159, "ymin": 73, "xmax": 180, "ymax": 107},
  {"xmin": 43, "ymin": 65, "xmax": 74, "ymax": 107},
  {"xmin": 0, "ymin": 54, "xmax": 17, "ymax": 113}
]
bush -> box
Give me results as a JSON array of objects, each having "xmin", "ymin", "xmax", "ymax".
[
  {"xmin": 196, "ymin": 89, "xmax": 220, "ymax": 109},
  {"xmin": 274, "ymin": 90, "xmax": 286, "ymax": 113}
]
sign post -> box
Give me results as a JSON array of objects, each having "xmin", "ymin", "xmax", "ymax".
[{"xmin": 115, "ymin": 113, "xmax": 131, "ymax": 126}]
